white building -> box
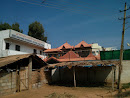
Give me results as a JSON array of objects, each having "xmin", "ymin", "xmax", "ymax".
[
  {"xmin": 0, "ymin": 29, "xmax": 51, "ymax": 58},
  {"xmin": 91, "ymin": 43, "xmax": 103, "ymax": 55},
  {"xmin": 105, "ymin": 47, "xmax": 117, "ymax": 51}
]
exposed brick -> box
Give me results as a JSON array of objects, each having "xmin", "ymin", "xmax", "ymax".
[
  {"xmin": 7, "ymin": 83, "xmax": 11, "ymax": 86},
  {"xmin": 3, "ymin": 86, "xmax": 9, "ymax": 90},
  {"xmin": 1, "ymin": 83, "xmax": 7, "ymax": 86}
]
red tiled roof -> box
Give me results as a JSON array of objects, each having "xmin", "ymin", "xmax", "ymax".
[
  {"xmin": 44, "ymin": 48, "xmax": 62, "ymax": 53},
  {"xmin": 58, "ymin": 58, "xmax": 83, "ymax": 62},
  {"xmin": 59, "ymin": 51, "xmax": 80, "ymax": 59},
  {"xmin": 42, "ymin": 57, "xmax": 48, "ymax": 62},
  {"xmin": 85, "ymin": 52, "xmax": 97, "ymax": 60},
  {"xmin": 58, "ymin": 57, "xmax": 96, "ymax": 62},
  {"xmin": 95, "ymin": 54, "xmax": 100, "ymax": 60},
  {"xmin": 58, "ymin": 52, "xmax": 97, "ymax": 62},
  {"xmin": 57, "ymin": 42, "xmax": 72, "ymax": 49},
  {"xmin": 75, "ymin": 41, "xmax": 91, "ymax": 48},
  {"xmin": 46, "ymin": 56, "xmax": 60, "ymax": 64}
]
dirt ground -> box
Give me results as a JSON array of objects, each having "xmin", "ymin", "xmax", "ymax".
[{"xmin": 1, "ymin": 84, "xmax": 130, "ymax": 98}]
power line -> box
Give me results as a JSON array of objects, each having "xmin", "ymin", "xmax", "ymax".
[
  {"xmin": 16, "ymin": 0, "xmax": 122, "ymax": 20},
  {"xmin": 16, "ymin": 0, "xmax": 89, "ymax": 15},
  {"xmin": 59, "ymin": 0, "xmax": 89, "ymax": 9},
  {"xmin": 74, "ymin": 0, "xmax": 92, "ymax": 6},
  {"xmin": 30, "ymin": 0, "xmax": 89, "ymax": 13},
  {"xmin": 125, "ymin": 25, "xmax": 130, "ymax": 30},
  {"xmin": 42, "ymin": 0, "xmax": 90, "ymax": 12}
]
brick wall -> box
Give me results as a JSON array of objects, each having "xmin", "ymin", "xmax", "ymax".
[
  {"xmin": 0, "ymin": 67, "xmax": 48, "ymax": 96},
  {"xmin": 32, "ymin": 67, "xmax": 47, "ymax": 88},
  {"xmin": 0, "ymin": 70, "xmax": 16, "ymax": 96}
]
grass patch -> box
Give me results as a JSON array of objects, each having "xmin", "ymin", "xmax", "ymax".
[
  {"xmin": 122, "ymin": 83, "xmax": 130, "ymax": 89},
  {"xmin": 45, "ymin": 92, "xmax": 77, "ymax": 98}
]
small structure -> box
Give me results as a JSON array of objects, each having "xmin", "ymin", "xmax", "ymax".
[
  {"xmin": 45, "ymin": 61, "xmax": 119, "ymax": 89},
  {"xmin": 0, "ymin": 29, "xmax": 51, "ymax": 59},
  {"xmin": 104, "ymin": 47, "xmax": 117, "ymax": 51},
  {"xmin": 0, "ymin": 54, "xmax": 47, "ymax": 96}
]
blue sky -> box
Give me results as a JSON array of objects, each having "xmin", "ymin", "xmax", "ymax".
[{"xmin": 0, "ymin": 0, "xmax": 130, "ymax": 49}]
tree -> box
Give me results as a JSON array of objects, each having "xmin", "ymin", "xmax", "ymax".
[
  {"xmin": 0, "ymin": 22, "xmax": 11, "ymax": 31},
  {"xmin": 0, "ymin": 22, "xmax": 23, "ymax": 33},
  {"xmin": 28, "ymin": 21, "xmax": 47, "ymax": 42},
  {"xmin": 12, "ymin": 22, "xmax": 23, "ymax": 33}
]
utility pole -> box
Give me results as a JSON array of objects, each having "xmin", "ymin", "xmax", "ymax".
[{"xmin": 118, "ymin": 2, "xmax": 130, "ymax": 94}]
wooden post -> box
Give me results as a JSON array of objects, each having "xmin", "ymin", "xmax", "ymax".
[
  {"xmin": 73, "ymin": 66, "xmax": 76, "ymax": 87},
  {"xmin": 11, "ymin": 71, "xmax": 12, "ymax": 90},
  {"xmin": 16, "ymin": 65, "xmax": 20, "ymax": 92},
  {"xmin": 28, "ymin": 57, "xmax": 32, "ymax": 90},
  {"xmin": 118, "ymin": 2, "xmax": 127, "ymax": 94},
  {"xmin": 59, "ymin": 67, "xmax": 61, "ymax": 81},
  {"xmin": 112, "ymin": 66, "xmax": 114, "ymax": 91},
  {"xmin": 16, "ymin": 65, "xmax": 18, "ymax": 92}
]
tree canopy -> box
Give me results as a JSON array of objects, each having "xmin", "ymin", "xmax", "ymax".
[
  {"xmin": 28, "ymin": 21, "xmax": 47, "ymax": 42},
  {"xmin": 0, "ymin": 22, "xmax": 11, "ymax": 30},
  {"xmin": 12, "ymin": 22, "xmax": 23, "ymax": 33},
  {"xmin": 0, "ymin": 22, "xmax": 23, "ymax": 33}
]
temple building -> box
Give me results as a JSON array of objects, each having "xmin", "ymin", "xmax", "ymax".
[{"xmin": 44, "ymin": 41, "xmax": 102, "ymax": 61}]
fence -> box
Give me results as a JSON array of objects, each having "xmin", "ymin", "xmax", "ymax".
[{"xmin": 100, "ymin": 49, "xmax": 130, "ymax": 60}]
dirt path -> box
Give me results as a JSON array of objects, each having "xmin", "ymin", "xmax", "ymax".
[{"xmin": 1, "ymin": 84, "xmax": 117, "ymax": 98}]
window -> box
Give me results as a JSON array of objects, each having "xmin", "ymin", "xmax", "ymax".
[
  {"xmin": 15, "ymin": 45, "xmax": 20, "ymax": 51},
  {"xmin": 5, "ymin": 43, "xmax": 10, "ymax": 49},
  {"xmin": 40, "ymin": 51, "xmax": 42, "ymax": 55},
  {"xmin": 92, "ymin": 51, "xmax": 96, "ymax": 56},
  {"xmin": 33, "ymin": 49, "xmax": 37, "ymax": 54}
]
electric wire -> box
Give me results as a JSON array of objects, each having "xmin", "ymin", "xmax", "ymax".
[
  {"xmin": 16, "ymin": 0, "xmax": 89, "ymax": 15},
  {"xmin": 30, "ymin": 0, "xmax": 89, "ymax": 12},
  {"xmin": 74, "ymin": 0, "xmax": 92, "ymax": 6},
  {"xmin": 16, "ymin": 0, "xmax": 122, "ymax": 20},
  {"xmin": 59, "ymin": 0, "xmax": 89, "ymax": 9}
]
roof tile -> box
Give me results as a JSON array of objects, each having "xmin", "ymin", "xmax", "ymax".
[
  {"xmin": 57, "ymin": 42, "xmax": 72, "ymax": 49},
  {"xmin": 44, "ymin": 48, "xmax": 62, "ymax": 53},
  {"xmin": 75, "ymin": 41, "xmax": 91, "ymax": 48},
  {"xmin": 59, "ymin": 51, "xmax": 80, "ymax": 59}
]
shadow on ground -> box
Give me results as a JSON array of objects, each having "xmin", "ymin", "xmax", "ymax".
[
  {"xmin": 49, "ymin": 81, "xmax": 107, "ymax": 87},
  {"xmin": 114, "ymin": 90, "xmax": 130, "ymax": 98}
]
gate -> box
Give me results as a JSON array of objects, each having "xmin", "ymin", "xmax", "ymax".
[{"xmin": 20, "ymin": 67, "xmax": 28, "ymax": 91}]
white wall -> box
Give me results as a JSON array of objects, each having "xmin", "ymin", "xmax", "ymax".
[
  {"xmin": 121, "ymin": 60, "xmax": 130, "ymax": 83},
  {"xmin": 3, "ymin": 39, "xmax": 44, "ymax": 56},
  {"xmin": 44, "ymin": 43, "xmax": 51, "ymax": 49},
  {"xmin": 0, "ymin": 30, "xmax": 10, "ymax": 50},
  {"xmin": 92, "ymin": 43, "xmax": 103, "ymax": 55},
  {"xmin": 0, "ymin": 29, "xmax": 51, "ymax": 57}
]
